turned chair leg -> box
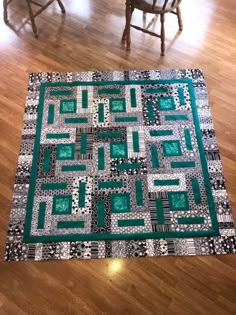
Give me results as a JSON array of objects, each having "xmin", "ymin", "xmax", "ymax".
[
  {"xmin": 57, "ymin": 0, "xmax": 65, "ymax": 13},
  {"xmin": 25, "ymin": 0, "xmax": 38, "ymax": 37},
  {"xmin": 176, "ymin": 6, "xmax": 183, "ymax": 31},
  {"xmin": 160, "ymin": 13, "xmax": 165, "ymax": 56},
  {"xmin": 3, "ymin": 0, "xmax": 8, "ymax": 24},
  {"xmin": 143, "ymin": 11, "xmax": 146, "ymax": 26},
  {"xmin": 122, "ymin": 2, "xmax": 134, "ymax": 40},
  {"xmin": 122, "ymin": 1, "xmax": 129, "ymax": 41},
  {"xmin": 122, "ymin": 1, "xmax": 133, "ymax": 50}
]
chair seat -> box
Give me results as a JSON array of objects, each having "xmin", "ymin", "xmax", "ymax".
[{"xmin": 131, "ymin": 0, "xmax": 179, "ymax": 13}]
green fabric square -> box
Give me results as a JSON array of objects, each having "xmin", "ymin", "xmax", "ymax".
[
  {"xmin": 60, "ymin": 99, "xmax": 77, "ymax": 113},
  {"xmin": 168, "ymin": 192, "xmax": 189, "ymax": 211},
  {"xmin": 56, "ymin": 144, "xmax": 75, "ymax": 160},
  {"xmin": 158, "ymin": 97, "xmax": 175, "ymax": 111},
  {"xmin": 162, "ymin": 140, "xmax": 182, "ymax": 157},
  {"xmin": 110, "ymin": 193, "xmax": 130, "ymax": 213},
  {"xmin": 109, "ymin": 98, "xmax": 126, "ymax": 112},
  {"xmin": 110, "ymin": 142, "xmax": 128, "ymax": 158},
  {"xmin": 52, "ymin": 195, "xmax": 72, "ymax": 215}
]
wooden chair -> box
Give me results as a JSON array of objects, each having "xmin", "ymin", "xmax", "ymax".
[
  {"xmin": 3, "ymin": 0, "xmax": 65, "ymax": 37},
  {"xmin": 122, "ymin": 0, "xmax": 183, "ymax": 56}
]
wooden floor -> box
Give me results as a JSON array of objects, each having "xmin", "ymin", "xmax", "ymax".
[{"xmin": 0, "ymin": 0, "xmax": 236, "ymax": 314}]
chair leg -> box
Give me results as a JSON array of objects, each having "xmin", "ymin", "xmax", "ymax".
[
  {"xmin": 122, "ymin": 1, "xmax": 133, "ymax": 50},
  {"xmin": 176, "ymin": 6, "xmax": 183, "ymax": 31},
  {"xmin": 122, "ymin": 2, "xmax": 133, "ymax": 39},
  {"xmin": 57, "ymin": 0, "xmax": 65, "ymax": 14},
  {"xmin": 25, "ymin": 0, "xmax": 38, "ymax": 37},
  {"xmin": 143, "ymin": 11, "xmax": 146, "ymax": 26},
  {"xmin": 122, "ymin": 1, "xmax": 128, "ymax": 41},
  {"xmin": 160, "ymin": 13, "xmax": 165, "ymax": 56},
  {"xmin": 3, "ymin": 0, "xmax": 8, "ymax": 24}
]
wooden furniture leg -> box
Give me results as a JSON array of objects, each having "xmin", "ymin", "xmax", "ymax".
[
  {"xmin": 126, "ymin": 1, "xmax": 133, "ymax": 50},
  {"xmin": 3, "ymin": 0, "xmax": 9, "ymax": 24},
  {"xmin": 160, "ymin": 13, "xmax": 165, "ymax": 56},
  {"xmin": 176, "ymin": 6, "xmax": 183, "ymax": 31},
  {"xmin": 25, "ymin": 0, "xmax": 38, "ymax": 37},
  {"xmin": 57, "ymin": 0, "xmax": 65, "ymax": 13},
  {"xmin": 122, "ymin": 1, "xmax": 133, "ymax": 44}
]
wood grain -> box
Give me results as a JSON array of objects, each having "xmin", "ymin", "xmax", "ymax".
[{"xmin": 0, "ymin": 0, "xmax": 236, "ymax": 314}]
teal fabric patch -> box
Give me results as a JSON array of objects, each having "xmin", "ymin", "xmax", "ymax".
[
  {"xmin": 78, "ymin": 182, "xmax": 86, "ymax": 208},
  {"xmin": 154, "ymin": 179, "xmax": 180, "ymax": 186},
  {"xmin": 64, "ymin": 117, "xmax": 88, "ymax": 124},
  {"xmin": 130, "ymin": 88, "xmax": 137, "ymax": 107},
  {"xmin": 146, "ymin": 87, "xmax": 168, "ymax": 94},
  {"xmin": 41, "ymin": 182, "xmax": 67, "ymax": 190},
  {"xmin": 162, "ymin": 140, "xmax": 182, "ymax": 157},
  {"xmin": 98, "ymin": 181, "xmax": 123, "ymax": 189},
  {"xmin": 109, "ymin": 98, "xmax": 126, "ymax": 112},
  {"xmin": 118, "ymin": 219, "xmax": 144, "ymax": 227},
  {"xmin": 60, "ymin": 99, "xmax": 77, "ymax": 113},
  {"xmin": 171, "ymin": 161, "xmax": 196, "ymax": 168},
  {"xmin": 191, "ymin": 178, "xmax": 201, "ymax": 204},
  {"xmin": 52, "ymin": 195, "xmax": 72, "ymax": 215},
  {"xmin": 178, "ymin": 87, "xmax": 185, "ymax": 105},
  {"xmin": 46, "ymin": 133, "xmax": 70, "ymax": 139},
  {"xmin": 178, "ymin": 217, "xmax": 204, "ymax": 225},
  {"xmin": 147, "ymin": 101, "xmax": 155, "ymax": 122},
  {"xmin": 158, "ymin": 97, "xmax": 175, "ymax": 110},
  {"xmin": 61, "ymin": 165, "xmax": 86, "ymax": 172},
  {"xmin": 132, "ymin": 131, "xmax": 140, "ymax": 152},
  {"xmin": 150, "ymin": 130, "xmax": 173, "ymax": 136},
  {"xmin": 151, "ymin": 145, "xmax": 159, "ymax": 168},
  {"xmin": 50, "ymin": 89, "xmax": 72, "ymax": 97},
  {"xmin": 165, "ymin": 114, "xmax": 188, "ymax": 121},
  {"xmin": 56, "ymin": 144, "xmax": 75, "ymax": 160},
  {"xmin": 98, "ymin": 131, "xmax": 122, "ymax": 138},
  {"xmin": 114, "ymin": 116, "xmax": 138, "ymax": 122},
  {"xmin": 57, "ymin": 221, "xmax": 84, "ymax": 229},
  {"xmin": 43, "ymin": 147, "xmax": 51, "ymax": 173},
  {"xmin": 98, "ymin": 103, "xmax": 104, "ymax": 123},
  {"xmin": 98, "ymin": 88, "xmax": 120, "ymax": 95},
  {"xmin": 37, "ymin": 202, "xmax": 46, "ymax": 229},
  {"xmin": 82, "ymin": 90, "xmax": 88, "ymax": 108},
  {"xmin": 110, "ymin": 142, "xmax": 128, "ymax": 158},
  {"xmin": 110, "ymin": 193, "xmax": 130, "ymax": 213},
  {"xmin": 98, "ymin": 147, "xmax": 105, "ymax": 170},
  {"xmin": 184, "ymin": 129, "xmax": 193, "ymax": 151},
  {"xmin": 47, "ymin": 104, "xmax": 54, "ymax": 124},
  {"xmin": 168, "ymin": 192, "xmax": 189, "ymax": 211}
]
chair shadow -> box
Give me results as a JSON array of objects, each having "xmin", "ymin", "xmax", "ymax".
[
  {"xmin": 121, "ymin": 10, "xmax": 183, "ymax": 57},
  {"xmin": 163, "ymin": 29, "xmax": 183, "ymax": 54},
  {"xmin": 5, "ymin": 12, "xmax": 66, "ymax": 39}
]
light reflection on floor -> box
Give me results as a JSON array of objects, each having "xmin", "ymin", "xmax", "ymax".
[{"xmin": 108, "ymin": 259, "xmax": 124, "ymax": 275}]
